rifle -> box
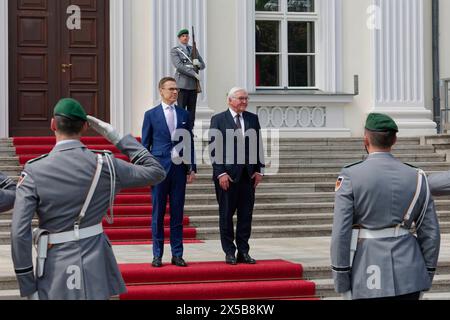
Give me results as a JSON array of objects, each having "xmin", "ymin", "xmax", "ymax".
[{"xmin": 191, "ymin": 26, "xmax": 202, "ymax": 94}]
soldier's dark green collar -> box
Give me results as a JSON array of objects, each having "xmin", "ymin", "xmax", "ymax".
[
  {"xmin": 26, "ymin": 154, "xmax": 49, "ymax": 165},
  {"xmin": 344, "ymin": 160, "xmax": 364, "ymax": 169}
]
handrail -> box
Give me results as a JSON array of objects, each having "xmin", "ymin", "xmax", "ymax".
[{"xmin": 440, "ymin": 78, "xmax": 450, "ymax": 133}]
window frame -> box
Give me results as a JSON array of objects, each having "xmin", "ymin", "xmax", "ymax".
[{"xmin": 255, "ymin": 0, "xmax": 319, "ymax": 90}]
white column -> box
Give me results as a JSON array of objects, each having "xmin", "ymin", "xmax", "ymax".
[
  {"xmin": 109, "ymin": 0, "xmax": 132, "ymax": 136},
  {"xmin": 152, "ymin": 0, "xmax": 213, "ymax": 129},
  {"xmin": 372, "ymin": 0, "xmax": 436, "ymax": 136},
  {"xmin": 316, "ymin": 0, "xmax": 343, "ymax": 93},
  {"xmin": 0, "ymin": 0, "xmax": 9, "ymax": 138}
]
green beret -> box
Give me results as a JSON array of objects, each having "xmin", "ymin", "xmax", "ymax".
[
  {"xmin": 54, "ymin": 98, "xmax": 87, "ymax": 121},
  {"xmin": 177, "ymin": 29, "xmax": 189, "ymax": 37},
  {"xmin": 365, "ymin": 113, "xmax": 398, "ymax": 132}
]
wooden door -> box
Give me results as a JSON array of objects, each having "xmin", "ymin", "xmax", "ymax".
[{"xmin": 9, "ymin": 0, "xmax": 110, "ymax": 136}]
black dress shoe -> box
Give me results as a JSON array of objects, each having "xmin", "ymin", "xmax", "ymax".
[
  {"xmin": 225, "ymin": 254, "xmax": 237, "ymax": 265},
  {"xmin": 237, "ymin": 253, "xmax": 256, "ymax": 264},
  {"xmin": 152, "ymin": 257, "xmax": 162, "ymax": 268},
  {"xmin": 171, "ymin": 256, "xmax": 187, "ymax": 267}
]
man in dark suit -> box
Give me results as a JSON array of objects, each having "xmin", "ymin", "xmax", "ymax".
[
  {"xmin": 209, "ymin": 87, "xmax": 265, "ymax": 265},
  {"xmin": 142, "ymin": 77, "xmax": 197, "ymax": 268}
]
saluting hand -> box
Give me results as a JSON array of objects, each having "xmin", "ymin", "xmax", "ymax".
[{"xmin": 87, "ymin": 115, "xmax": 123, "ymax": 146}]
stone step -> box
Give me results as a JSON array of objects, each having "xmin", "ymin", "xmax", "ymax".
[
  {"xmin": 196, "ymin": 225, "xmax": 333, "ymax": 240},
  {"xmin": 290, "ymin": 154, "xmax": 446, "ymax": 165},
  {"xmin": 189, "ymin": 214, "xmax": 334, "ymax": 228},
  {"xmin": 196, "ymin": 222, "xmax": 450, "ymax": 240},
  {"xmin": 4, "ymin": 162, "xmax": 450, "ymax": 177},
  {"xmin": 199, "ymin": 137, "xmax": 422, "ymax": 146},
  {"xmin": 3, "ymin": 210, "xmax": 450, "ymax": 233},
  {"xmin": 314, "ymin": 274, "xmax": 450, "ymax": 298},
  {"xmin": 260, "ymin": 148, "xmax": 435, "ymax": 156},
  {"xmin": 425, "ymin": 135, "xmax": 450, "ymax": 145},
  {"xmin": 0, "ymin": 158, "xmax": 20, "ymax": 166},
  {"xmin": 303, "ymin": 261, "xmax": 450, "ymax": 281},
  {"xmin": 0, "ymin": 290, "xmax": 22, "ymax": 300},
  {"xmin": 0, "ymin": 148, "xmax": 16, "ymax": 157}
]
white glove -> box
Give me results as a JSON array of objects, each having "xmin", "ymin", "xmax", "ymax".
[
  {"xmin": 27, "ymin": 291, "xmax": 39, "ymax": 300},
  {"xmin": 341, "ymin": 291, "xmax": 352, "ymax": 300},
  {"xmin": 193, "ymin": 59, "xmax": 201, "ymax": 67},
  {"xmin": 87, "ymin": 115, "xmax": 123, "ymax": 146},
  {"xmin": 194, "ymin": 73, "xmax": 201, "ymax": 81}
]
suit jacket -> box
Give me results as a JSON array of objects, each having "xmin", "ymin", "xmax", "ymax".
[
  {"xmin": 142, "ymin": 104, "xmax": 197, "ymax": 174},
  {"xmin": 331, "ymin": 153, "xmax": 440, "ymax": 299},
  {"xmin": 11, "ymin": 135, "xmax": 166, "ymax": 299},
  {"xmin": 171, "ymin": 45, "xmax": 206, "ymax": 90},
  {"xmin": 209, "ymin": 110, "xmax": 265, "ymax": 182},
  {"xmin": 0, "ymin": 171, "xmax": 16, "ymax": 212}
]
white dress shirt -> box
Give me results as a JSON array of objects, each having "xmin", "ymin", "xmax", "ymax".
[
  {"xmin": 228, "ymin": 108, "xmax": 245, "ymax": 136},
  {"xmin": 161, "ymin": 102, "xmax": 178, "ymax": 135}
]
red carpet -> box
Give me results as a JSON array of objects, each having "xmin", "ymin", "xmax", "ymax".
[
  {"xmin": 119, "ymin": 260, "xmax": 317, "ymax": 300},
  {"xmin": 12, "ymin": 137, "xmax": 199, "ymax": 245}
]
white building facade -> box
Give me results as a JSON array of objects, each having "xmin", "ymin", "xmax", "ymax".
[{"xmin": 1, "ymin": 0, "xmax": 449, "ymax": 138}]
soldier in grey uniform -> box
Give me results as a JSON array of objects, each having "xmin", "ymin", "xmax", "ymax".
[
  {"xmin": 331, "ymin": 113, "xmax": 440, "ymax": 300},
  {"xmin": 0, "ymin": 171, "xmax": 16, "ymax": 212},
  {"xmin": 170, "ymin": 28, "xmax": 206, "ymax": 131},
  {"xmin": 11, "ymin": 98, "xmax": 166, "ymax": 300}
]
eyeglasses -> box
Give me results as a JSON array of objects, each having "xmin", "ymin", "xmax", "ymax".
[{"xmin": 234, "ymin": 97, "xmax": 250, "ymax": 102}]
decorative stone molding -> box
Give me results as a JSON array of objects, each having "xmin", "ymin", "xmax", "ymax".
[
  {"xmin": 248, "ymin": 92, "xmax": 352, "ymax": 137},
  {"xmin": 257, "ymin": 106, "xmax": 327, "ymax": 129}
]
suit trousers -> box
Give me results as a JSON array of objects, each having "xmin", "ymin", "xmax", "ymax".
[
  {"xmin": 177, "ymin": 89, "xmax": 198, "ymax": 130},
  {"xmin": 214, "ymin": 169, "xmax": 255, "ymax": 256},
  {"xmin": 151, "ymin": 164, "xmax": 187, "ymax": 258}
]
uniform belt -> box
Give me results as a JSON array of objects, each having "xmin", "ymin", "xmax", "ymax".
[
  {"xmin": 48, "ymin": 223, "xmax": 104, "ymax": 245},
  {"xmin": 358, "ymin": 226, "xmax": 410, "ymax": 239}
]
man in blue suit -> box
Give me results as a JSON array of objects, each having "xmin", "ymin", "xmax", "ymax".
[{"xmin": 142, "ymin": 77, "xmax": 197, "ymax": 267}]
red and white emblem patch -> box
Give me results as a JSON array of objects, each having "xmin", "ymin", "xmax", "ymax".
[
  {"xmin": 335, "ymin": 176, "xmax": 344, "ymax": 192},
  {"xmin": 17, "ymin": 172, "xmax": 28, "ymax": 188}
]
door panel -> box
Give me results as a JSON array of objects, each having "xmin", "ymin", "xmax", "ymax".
[{"xmin": 9, "ymin": 0, "xmax": 109, "ymax": 136}]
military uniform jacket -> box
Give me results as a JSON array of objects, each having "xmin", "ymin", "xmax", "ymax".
[
  {"xmin": 331, "ymin": 153, "xmax": 440, "ymax": 299},
  {"xmin": 429, "ymin": 171, "xmax": 450, "ymax": 196},
  {"xmin": 0, "ymin": 171, "xmax": 16, "ymax": 213},
  {"xmin": 11, "ymin": 135, "xmax": 166, "ymax": 299},
  {"xmin": 170, "ymin": 45, "xmax": 206, "ymax": 90}
]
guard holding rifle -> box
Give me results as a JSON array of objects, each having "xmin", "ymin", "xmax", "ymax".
[
  {"xmin": 171, "ymin": 27, "xmax": 206, "ymax": 131},
  {"xmin": 11, "ymin": 98, "xmax": 166, "ymax": 300}
]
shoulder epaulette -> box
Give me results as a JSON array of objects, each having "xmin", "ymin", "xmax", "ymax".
[
  {"xmin": 344, "ymin": 160, "xmax": 364, "ymax": 169},
  {"xmin": 404, "ymin": 162, "xmax": 418, "ymax": 169},
  {"xmin": 26, "ymin": 154, "xmax": 49, "ymax": 165},
  {"xmin": 91, "ymin": 149, "xmax": 113, "ymax": 155}
]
